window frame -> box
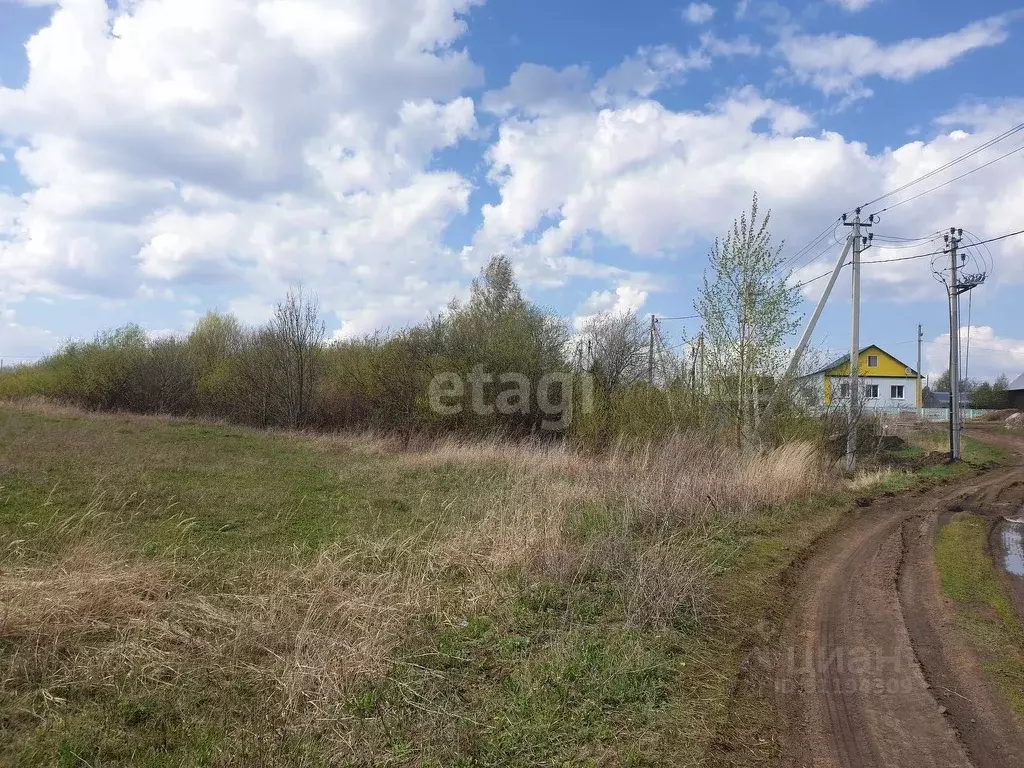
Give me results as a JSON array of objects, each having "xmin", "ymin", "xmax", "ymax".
[
  {"xmin": 867, "ymin": 355, "xmax": 879, "ymax": 368},
  {"xmin": 865, "ymin": 384, "xmax": 879, "ymax": 399},
  {"xmin": 891, "ymin": 384, "xmax": 905, "ymax": 400}
]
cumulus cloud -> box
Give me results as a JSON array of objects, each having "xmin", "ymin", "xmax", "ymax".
[
  {"xmin": 479, "ymin": 56, "xmax": 1024, "ymax": 306},
  {"xmin": 682, "ymin": 2, "xmax": 716, "ymax": 24},
  {"xmin": 573, "ymin": 283, "xmax": 650, "ymax": 330},
  {"xmin": 926, "ymin": 326, "xmax": 1024, "ymax": 382},
  {"xmin": 0, "ymin": 0, "xmax": 484, "ymax": 336},
  {"xmin": 779, "ymin": 16, "xmax": 1010, "ymax": 98}
]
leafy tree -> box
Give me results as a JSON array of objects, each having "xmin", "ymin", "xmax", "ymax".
[
  {"xmin": 971, "ymin": 374, "xmax": 1010, "ymax": 410},
  {"xmin": 432, "ymin": 254, "xmax": 571, "ymax": 434},
  {"xmin": 694, "ymin": 194, "xmax": 801, "ymax": 440}
]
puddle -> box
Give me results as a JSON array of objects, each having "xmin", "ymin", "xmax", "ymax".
[{"xmin": 1002, "ymin": 521, "xmax": 1024, "ymax": 577}]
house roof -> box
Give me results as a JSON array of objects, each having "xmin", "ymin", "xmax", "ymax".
[
  {"xmin": 1009, "ymin": 373, "xmax": 1024, "ymax": 392},
  {"xmin": 799, "ymin": 345, "xmax": 920, "ymax": 379}
]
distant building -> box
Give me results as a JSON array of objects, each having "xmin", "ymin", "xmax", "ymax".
[
  {"xmin": 1009, "ymin": 373, "xmax": 1024, "ymax": 410},
  {"xmin": 799, "ymin": 345, "xmax": 921, "ymax": 410},
  {"xmin": 923, "ymin": 390, "xmax": 972, "ymax": 408}
]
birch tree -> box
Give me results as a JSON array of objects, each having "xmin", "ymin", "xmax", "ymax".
[{"xmin": 694, "ymin": 194, "xmax": 801, "ymax": 439}]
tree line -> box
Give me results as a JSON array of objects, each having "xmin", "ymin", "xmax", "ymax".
[
  {"xmin": 928, "ymin": 370, "xmax": 1013, "ymax": 410},
  {"xmin": 0, "ymin": 197, "xmax": 811, "ymax": 450}
]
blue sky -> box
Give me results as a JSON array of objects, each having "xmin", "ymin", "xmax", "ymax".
[{"xmin": 0, "ymin": 0, "xmax": 1022, "ymax": 381}]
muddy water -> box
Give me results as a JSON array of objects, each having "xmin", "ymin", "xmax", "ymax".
[{"xmin": 1002, "ymin": 521, "xmax": 1024, "ymax": 577}]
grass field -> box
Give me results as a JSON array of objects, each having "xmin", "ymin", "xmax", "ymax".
[
  {"xmin": 0, "ymin": 402, "xmax": 1008, "ymax": 767},
  {"xmin": 936, "ymin": 514, "xmax": 1024, "ymax": 718}
]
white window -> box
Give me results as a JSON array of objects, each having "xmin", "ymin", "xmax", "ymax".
[
  {"xmin": 865, "ymin": 384, "xmax": 879, "ymax": 399},
  {"xmin": 867, "ymin": 355, "xmax": 879, "ymax": 368},
  {"xmin": 840, "ymin": 382, "xmax": 850, "ymax": 398},
  {"xmin": 891, "ymin": 385, "xmax": 905, "ymax": 399}
]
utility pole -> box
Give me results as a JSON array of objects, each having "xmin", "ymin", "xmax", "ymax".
[
  {"xmin": 947, "ymin": 228, "xmax": 963, "ymax": 461},
  {"xmin": 648, "ymin": 314, "xmax": 657, "ymax": 386},
  {"xmin": 751, "ymin": 324, "xmax": 760, "ymax": 433},
  {"xmin": 843, "ymin": 208, "xmax": 873, "ymax": 473},
  {"xmin": 763, "ymin": 235, "xmax": 853, "ymax": 428},
  {"xmin": 942, "ymin": 228, "xmax": 986, "ymax": 461},
  {"xmin": 697, "ymin": 333, "xmax": 704, "ymax": 394},
  {"xmin": 738, "ymin": 304, "xmax": 747, "ymax": 449},
  {"xmin": 917, "ymin": 324, "xmax": 923, "ymax": 410}
]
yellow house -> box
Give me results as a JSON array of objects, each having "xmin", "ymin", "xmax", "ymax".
[{"xmin": 799, "ymin": 345, "xmax": 922, "ymax": 409}]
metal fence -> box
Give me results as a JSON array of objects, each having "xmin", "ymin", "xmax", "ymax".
[{"xmin": 807, "ymin": 406, "xmax": 989, "ymax": 421}]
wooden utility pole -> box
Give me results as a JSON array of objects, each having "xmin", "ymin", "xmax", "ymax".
[
  {"xmin": 917, "ymin": 324, "xmax": 923, "ymax": 410},
  {"xmin": 648, "ymin": 314, "xmax": 656, "ymax": 386},
  {"xmin": 738, "ymin": 309, "xmax": 747, "ymax": 449},
  {"xmin": 762, "ymin": 235, "xmax": 852, "ymax": 429},
  {"xmin": 698, "ymin": 333, "xmax": 705, "ymax": 396}
]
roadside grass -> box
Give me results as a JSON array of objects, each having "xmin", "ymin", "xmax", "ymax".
[
  {"xmin": 0, "ymin": 402, "xmax": 1006, "ymax": 766},
  {"xmin": 936, "ymin": 514, "xmax": 1024, "ymax": 718}
]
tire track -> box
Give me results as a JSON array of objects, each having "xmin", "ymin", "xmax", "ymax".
[{"xmin": 778, "ymin": 431, "xmax": 1024, "ymax": 768}]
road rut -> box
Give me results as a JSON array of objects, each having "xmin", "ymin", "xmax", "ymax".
[{"xmin": 778, "ymin": 430, "xmax": 1024, "ymax": 768}]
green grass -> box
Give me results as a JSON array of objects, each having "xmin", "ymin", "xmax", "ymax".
[
  {"xmin": 936, "ymin": 514, "xmax": 1024, "ymax": 717},
  {"xmin": 0, "ymin": 403, "xmax": 1011, "ymax": 767},
  {"xmin": 0, "ymin": 405, "xmax": 495, "ymax": 566}
]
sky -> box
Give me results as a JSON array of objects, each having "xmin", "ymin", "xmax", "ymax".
[{"xmin": 0, "ymin": 0, "xmax": 1022, "ymax": 383}]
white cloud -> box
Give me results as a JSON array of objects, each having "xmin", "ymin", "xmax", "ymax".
[
  {"xmin": 827, "ymin": 0, "xmax": 876, "ymax": 11},
  {"xmin": 573, "ymin": 283, "xmax": 650, "ymax": 330},
  {"xmin": 490, "ymin": 35, "xmax": 761, "ymax": 116},
  {"xmin": 780, "ymin": 16, "xmax": 1010, "ymax": 97},
  {"xmin": 479, "ymin": 66, "xmax": 1024, "ymax": 307},
  {"xmin": 482, "ymin": 63, "xmax": 592, "ymax": 117},
  {"xmin": 682, "ymin": 2, "xmax": 716, "ymax": 24},
  {"xmin": 0, "ymin": 0, "xmax": 484, "ymax": 335},
  {"xmin": 595, "ymin": 45, "xmax": 711, "ymax": 104},
  {"xmin": 0, "ymin": 306, "xmax": 58, "ymax": 363},
  {"xmin": 925, "ymin": 326, "xmax": 1024, "ymax": 382}
]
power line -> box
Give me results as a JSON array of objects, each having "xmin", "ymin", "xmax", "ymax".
[
  {"xmin": 858, "ymin": 227, "xmax": 1024, "ymax": 267},
  {"xmin": 777, "ymin": 218, "xmax": 842, "ymax": 275},
  {"xmin": 859, "ymin": 121, "xmax": 1024, "ymax": 210},
  {"xmin": 969, "ymin": 227, "xmax": 1024, "ymax": 247},
  {"xmin": 793, "ymin": 267, "xmax": 842, "ymax": 289},
  {"xmin": 867, "ymin": 142, "xmax": 1024, "ymax": 216}
]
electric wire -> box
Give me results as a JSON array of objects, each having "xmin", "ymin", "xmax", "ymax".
[
  {"xmin": 866, "ymin": 141, "xmax": 1024, "ymax": 216},
  {"xmin": 859, "ymin": 121, "xmax": 1024, "ymax": 210}
]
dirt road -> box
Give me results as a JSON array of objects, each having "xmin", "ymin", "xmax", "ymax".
[{"xmin": 777, "ymin": 429, "xmax": 1024, "ymax": 768}]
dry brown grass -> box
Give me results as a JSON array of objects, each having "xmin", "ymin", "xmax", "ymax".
[
  {"xmin": 440, "ymin": 434, "xmax": 828, "ymax": 629},
  {"xmin": 0, "ymin": 535, "xmax": 450, "ymax": 747},
  {"xmin": 0, "ymin": 402, "xmax": 834, "ymax": 759}
]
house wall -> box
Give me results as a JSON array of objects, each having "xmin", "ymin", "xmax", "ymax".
[
  {"xmin": 1010, "ymin": 390, "xmax": 1024, "ymax": 410},
  {"xmin": 828, "ymin": 346, "xmax": 916, "ymax": 379},
  {"xmin": 826, "ymin": 376, "xmax": 918, "ymax": 410}
]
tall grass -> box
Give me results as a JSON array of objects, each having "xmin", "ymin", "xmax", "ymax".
[{"xmin": 0, "ymin": 413, "xmax": 830, "ymax": 760}]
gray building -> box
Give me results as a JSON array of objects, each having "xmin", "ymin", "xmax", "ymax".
[{"xmin": 1009, "ymin": 373, "xmax": 1024, "ymax": 410}]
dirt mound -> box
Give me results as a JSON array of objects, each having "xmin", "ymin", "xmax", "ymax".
[{"xmin": 978, "ymin": 409, "xmax": 1020, "ymax": 422}]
